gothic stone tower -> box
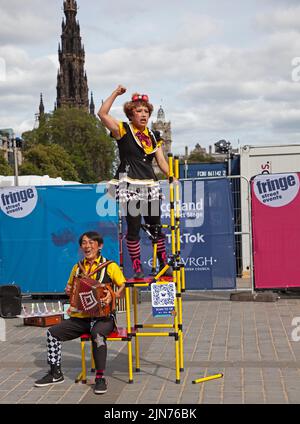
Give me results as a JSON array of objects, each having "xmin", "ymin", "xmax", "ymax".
[
  {"xmin": 57, "ymin": 0, "xmax": 89, "ymax": 110},
  {"xmin": 151, "ymin": 106, "xmax": 172, "ymax": 159}
]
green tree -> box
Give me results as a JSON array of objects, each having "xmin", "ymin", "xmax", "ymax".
[
  {"xmin": 19, "ymin": 144, "xmax": 79, "ymax": 181},
  {"xmin": 22, "ymin": 107, "xmax": 116, "ymax": 183},
  {"xmin": 0, "ymin": 151, "xmax": 13, "ymax": 175},
  {"xmin": 187, "ymin": 151, "xmax": 214, "ymax": 163},
  {"xmin": 186, "ymin": 143, "xmax": 215, "ymax": 163}
]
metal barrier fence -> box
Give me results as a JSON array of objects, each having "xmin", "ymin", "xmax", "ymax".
[
  {"xmin": 228, "ymin": 175, "xmax": 254, "ymax": 292},
  {"xmin": 180, "ymin": 175, "xmax": 253, "ymax": 290}
]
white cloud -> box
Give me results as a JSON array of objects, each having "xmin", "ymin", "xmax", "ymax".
[
  {"xmin": 169, "ymin": 14, "xmax": 222, "ymax": 48},
  {"xmin": 2, "ymin": 0, "xmax": 300, "ymax": 154},
  {"xmin": 256, "ymin": 6, "xmax": 300, "ymax": 32},
  {"xmin": 0, "ymin": 0, "xmax": 58, "ymax": 45},
  {"xmin": 0, "ymin": 45, "xmax": 57, "ymax": 134},
  {"xmin": 0, "ymin": 46, "xmax": 57, "ymax": 94},
  {"xmin": 180, "ymin": 80, "xmax": 300, "ymax": 104}
]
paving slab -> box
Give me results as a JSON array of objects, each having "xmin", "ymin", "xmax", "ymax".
[{"xmin": 1, "ymin": 292, "xmax": 300, "ymax": 404}]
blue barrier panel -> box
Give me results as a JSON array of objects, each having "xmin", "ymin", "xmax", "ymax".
[
  {"xmin": 122, "ymin": 178, "xmax": 236, "ymax": 290},
  {"xmin": 179, "ymin": 162, "xmax": 227, "ymax": 179},
  {"xmin": 179, "ymin": 157, "xmax": 240, "ymax": 179},
  {"xmin": 0, "ymin": 184, "xmax": 119, "ymax": 293},
  {"xmin": 0, "ymin": 180, "xmax": 235, "ymax": 292}
]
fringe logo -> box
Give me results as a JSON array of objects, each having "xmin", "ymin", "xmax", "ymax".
[{"xmin": 254, "ymin": 174, "xmax": 299, "ymax": 207}]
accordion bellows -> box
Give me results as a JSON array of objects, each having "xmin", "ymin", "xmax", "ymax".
[{"xmin": 70, "ymin": 276, "xmax": 115, "ymax": 317}]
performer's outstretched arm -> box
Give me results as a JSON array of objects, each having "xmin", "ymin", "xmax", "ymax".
[{"xmin": 97, "ymin": 85, "xmax": 126, "ymax": 139}]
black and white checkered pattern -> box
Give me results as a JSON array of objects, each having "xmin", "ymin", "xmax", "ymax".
[
  {"xmin": 115, "ymin": 184, "xmax": 163, "ymax": 204},
  {"xmin": 47, "ymin": 330, "xmax": 62, "ymax": 366}
]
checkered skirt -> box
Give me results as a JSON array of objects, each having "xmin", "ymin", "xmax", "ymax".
[{"xmin": 107, "ymin": 179, "xmax": 162, "ymax": 203}]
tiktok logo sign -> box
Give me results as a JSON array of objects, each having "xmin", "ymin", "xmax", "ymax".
[
  {"xmin": 0, "ymin": 187, "xmax": 38, "ymax": 218},
  {"xmin": 253, "ymin": 173, "xmax": 300, "ymax": 208}
]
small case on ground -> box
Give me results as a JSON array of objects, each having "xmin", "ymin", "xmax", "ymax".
[{"xmin": 23, "ymin": 314, "xmax": 63, "ymax": 327}]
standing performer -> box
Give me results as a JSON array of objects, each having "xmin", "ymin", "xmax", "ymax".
[
  {"xmin": 98, "ymin": 86, "xmax": 171, "ymax": 278},
  {"xmin": 34, "ymin": 231, "xmax": 125, "ymax": 395}
]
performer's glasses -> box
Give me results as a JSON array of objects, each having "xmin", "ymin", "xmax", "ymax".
[{"xmin": 132, "ymin": 94, "xmax": 149, "ymax": 102}]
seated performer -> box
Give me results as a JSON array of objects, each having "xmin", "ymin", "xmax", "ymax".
[
  {"xmin": 98, "ymin": 85, "xmax": 172, "ymax": 279},
  {"xmin": 34, "ymin": 231, "xmax": 125, "ymax": 395}
]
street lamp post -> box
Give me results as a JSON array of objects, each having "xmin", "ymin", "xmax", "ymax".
[
  {"xmin": 227, "ymin": 145, "xmax": 232, "ymax": 176},
  {"xmin": 184, "ymin": 146, "xmax": 189, "ymax": 179},
  {"xmin": 12, "ymin": 135, "xmax": 19, "ymax": 186}
]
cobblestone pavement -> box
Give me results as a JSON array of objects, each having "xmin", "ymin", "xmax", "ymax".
[{"xmin": 1, "ymin": 291, "xmax": 300, "ymax": 404}]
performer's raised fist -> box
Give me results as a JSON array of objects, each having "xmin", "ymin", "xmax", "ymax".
[{"xmin": 115, "ymin": 85, "xmax": 126, "ymax": 96}]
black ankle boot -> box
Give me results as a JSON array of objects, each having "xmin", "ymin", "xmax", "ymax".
[
  {"xmin": 50, "ymin": 364, "xmax": 63, "ymax": 378},
  {"xmin": 158, "ymin": 252, "xmax": 173, "ymax": 277},
  {"xmin": 132, "ymin": 259, "xmax": 145, "ymax": 279}
]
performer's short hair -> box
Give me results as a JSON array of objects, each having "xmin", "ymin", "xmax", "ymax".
[
  {"xmin": 123, "ymin": 92, "xmax": 154, "ymax": 119},
  {"xmin": 79, "ymin": 231, "xmax": 103, "ymax": 246}
]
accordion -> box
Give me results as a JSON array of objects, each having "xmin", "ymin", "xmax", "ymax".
[{"xmin": 69, "ymin": 261, "xmax": 116, "ymax": 317}]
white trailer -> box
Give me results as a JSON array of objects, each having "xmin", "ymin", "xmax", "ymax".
[{"xmin": 240, "ymin": 144, "xmax": 300, "ymax": 276}]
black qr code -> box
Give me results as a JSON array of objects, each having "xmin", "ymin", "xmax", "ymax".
[{"xmin": 151, "ymin": 283, "xmax": 176, "ymax": 307}]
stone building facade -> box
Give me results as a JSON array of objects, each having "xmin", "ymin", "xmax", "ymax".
[{"xmin": 151, "ymin": 105, "xmax": 172, "ymax": 176}]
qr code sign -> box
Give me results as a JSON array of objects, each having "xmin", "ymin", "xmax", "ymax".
[{"xmin": 151, "ymin": 283, "xmax": 176, "ymax": 307}]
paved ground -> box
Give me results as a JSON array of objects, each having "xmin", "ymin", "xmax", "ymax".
[{"xmin": 1, "ymin": 289, "xmax": 300, "ymax": 404}]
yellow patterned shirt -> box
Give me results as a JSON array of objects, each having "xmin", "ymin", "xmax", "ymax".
[
  {"xmin": 66, "ymin": 256, "xmax": 125, "ymax": 318},
  {"xmin": 118, "ymin": 122, "xmax": 163, "ymax": 155}
]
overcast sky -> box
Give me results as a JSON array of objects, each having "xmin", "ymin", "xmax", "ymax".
[{"xmin": 1, "ymin": 0, "xmax": 300, "ymax": 154}]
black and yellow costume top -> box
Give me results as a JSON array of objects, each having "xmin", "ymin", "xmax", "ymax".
[
  {"xmin": 66, "ymin": 255, "xmax": 125, "ymax": 319},
  {"xmin": 108, "ymin": 122, "xmax": 163, "ymax": 202}
]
